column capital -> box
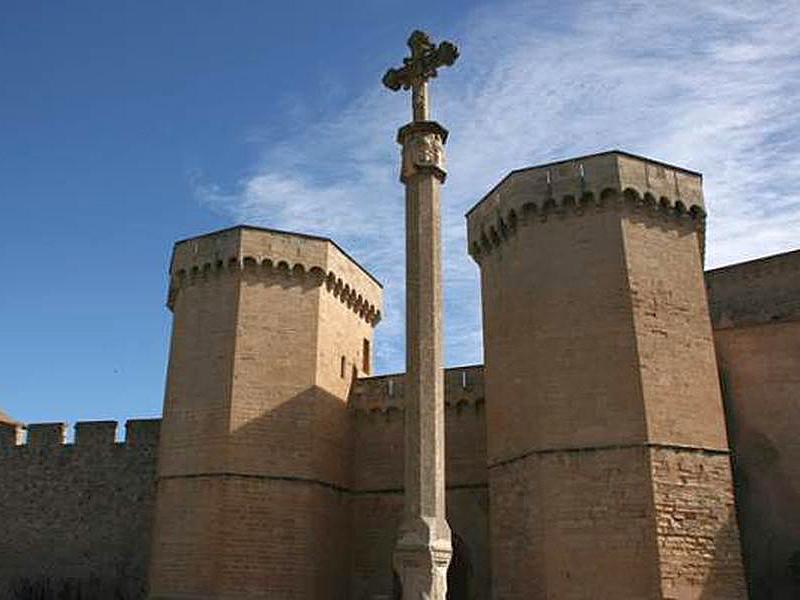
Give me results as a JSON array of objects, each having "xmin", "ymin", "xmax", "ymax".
[
  {"xmin": 397, "ymin": 121, "xmax": 449, "ymax": 183},
  {"xmin": 397, "ymin": 120, "xmax": 449, "ymax": 145}
]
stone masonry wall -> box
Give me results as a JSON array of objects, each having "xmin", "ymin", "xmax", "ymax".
[
  {"xmin": 707, "ymin": 250, "xmax": 800, "ymax": 599},
  {"xmin": 650, "ymin": 448, "xmax": 746, "ymax": 599},
  {"xmin": 0, "ymin": 419, "xmax": 160, "ymax": 600},
  {"xmin": 151, "ymin": 227, "xmax": 383, "ymax": 599},
  {"xmin": 488, "ymin": 446, "xmax": 661, "ymax": 599},
  {"xmin": 348, "ymin": 365, "xmax": 489, "ymax": 599},
  {"xmin": 621, "ymin": 212, "xmax": 746, "ymax": 597}
]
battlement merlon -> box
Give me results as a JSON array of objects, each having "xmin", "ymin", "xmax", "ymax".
[
  {"xmin": 466, "ymin": 150, "xmax": 705, "ymax": 261},
  {"xmin": 167, "ymin": 225, "xmax": 384, "ymax": 325},
  {"xmin": 0, "ymin": 419, "xmax": 161, "ymax": 449},
  {"xmin": 349, "ymin": 365, "xmax": 485, "ymax": 414}
]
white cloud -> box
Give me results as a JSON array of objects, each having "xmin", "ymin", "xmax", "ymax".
[{"xmin": 196, "ymin": 0, "xmax": 800, "ymax": 373}]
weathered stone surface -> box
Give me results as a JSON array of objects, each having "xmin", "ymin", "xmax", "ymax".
[
  {"xmin": 0, "ymin": 420, "xmax": 160, "ymax": 599},
  {"xmin": 709, "ymin": 251, "xmax": 800, "ymax": 599},
  {"xmin": 707, "ymin": 249, "xmax": 800, "ymax": 329}
]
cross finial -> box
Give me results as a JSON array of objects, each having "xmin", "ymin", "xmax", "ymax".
[{"xmin": 383, "ymin": 30, "xmax": 459, "ymax": 122}]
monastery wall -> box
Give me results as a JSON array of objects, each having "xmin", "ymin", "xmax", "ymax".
[
  {"xmin": 707, "ymin": 250, "xmax": 800, "ymax": 599},
  {"xmin": 0, "ymin": 419, "xmax": 160, "ymax": 600},
  {"xmin": 348, "ymin": 365, "xmax": 489, "ymax": 599}
]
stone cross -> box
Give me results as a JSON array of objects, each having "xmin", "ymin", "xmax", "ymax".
[
  {"xmin": 383, "ymin": 30, "xmax": 458, "ymax": 600},
  {"xmin": 383, "ymin": 30, "xmax": 459, "ymax": 123}
]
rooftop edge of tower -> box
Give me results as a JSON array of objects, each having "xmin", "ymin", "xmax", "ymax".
[
  {"xmin": 466, "ymin": 150, "xmax": 702, "ymax": 218},
  {"xmin": 167, "ymin": 225, "xmax": 383, "ymax": 323},
  {"xmin": 171, "ymin": 225, "xmax": 382, "ymax": 288},
  {"xmin": 466, "ymin": 150, "xmax": 706, "ymax": 262}
]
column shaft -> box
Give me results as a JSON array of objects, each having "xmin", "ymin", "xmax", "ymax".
[
  {"xmin": 394, "ymin": 121, "xmax": 452, "ymax": 600},
  {"xmin": 404, "ymin": 172, "xmax": 446, "ymax": 526}
]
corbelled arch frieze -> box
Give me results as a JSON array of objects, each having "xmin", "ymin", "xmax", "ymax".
[
  {"xmin": 167, "ymin": 254, "xmax": 382, "ymax": 326},
  {"xmin": 468, "ymin": 185, "xmax": 706, "ymax": 262}
]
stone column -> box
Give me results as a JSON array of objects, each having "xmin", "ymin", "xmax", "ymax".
[{"xmin": 393, "ymin": 120, "xmax": 452, "ymax": 599}]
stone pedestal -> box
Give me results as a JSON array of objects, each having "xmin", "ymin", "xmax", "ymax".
[
  {"xmin": 394, "ymin": 539, "xmax": 451, "ymax": 600},
  {"xmin": 393, "ymin": 120, "xmax": 452, "ymax": 599}
]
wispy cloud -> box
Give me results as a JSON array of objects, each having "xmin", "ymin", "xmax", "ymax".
[{"xmin": 196, "ymin": 0, "xmax": 800, "ymax": 373}]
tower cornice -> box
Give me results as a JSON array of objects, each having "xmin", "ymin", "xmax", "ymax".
[
  {"xmin": 466, "ymin": 151, "xmax": 706, "ymax": 263},
  {"xmin": 167, "ymin": 226, "xmax": 383, "ymax": 326},
  {"xmin": 167, "ymin": 257, "xmax": 382, "ymax": 326},
  {"xmin": 468, "ymin": 185, "xmax": 706, "ymax": 263}
]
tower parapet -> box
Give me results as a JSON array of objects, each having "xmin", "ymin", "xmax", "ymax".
[
  {"xmin": 468, "ymin": 150, "xmax": 706, "ymax": 264},
  {"xmin": 168, "ymin": 225, "xmax": 382, "ymax": 325}
]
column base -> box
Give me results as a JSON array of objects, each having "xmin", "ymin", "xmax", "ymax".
[{"xmin": 394, "ymin": 519, "xmax": 452, "ymax": 600}]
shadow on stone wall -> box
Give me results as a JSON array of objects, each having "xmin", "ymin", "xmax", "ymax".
[
  {"xmin": 182, "ymin": 384, "xmax": 355, "ymax": 598},
  {"xmin": 212, "ymin": 379, "xmax": 489, "ymax": 599},
  {"xmin": 720, "ymin": 364, "xmax": 800, "ymax": 600},
  {"xmin": 447, "ymin": 532, "xmax": 474, "ymax": 600},
  {"xmin": 729, "ymin": 427, "xmax": 800, "ymax": 599},
  {"xmin": 695, "ymin": 441, "xmax": 800, "ymax": 600}
]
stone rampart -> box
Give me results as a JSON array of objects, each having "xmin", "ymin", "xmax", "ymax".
[
  {"xmin": 0, "ymin": 419, "xmax": 160, "ymax": 600},
  {"xmin": 348, "ymin": 365, "xmax": 489, "ymax": 598},
  {"xmin": 349, "ymin": 364, "xmax": 484, "ymax": 414},
  {"xmin": 706, "ymin": 249, "xmax": 800, "ymax": 329},
  {"xmin": 708, "ymin": 249, "xmax": 800, "ymax": 598},
  {"xmin": 349, "ymin": 364, "xmax": 486, "ymax": 492}
]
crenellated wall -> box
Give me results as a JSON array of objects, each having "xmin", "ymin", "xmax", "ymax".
[
  {"xmin": 0, "ymin": 208, "xmax": 795, "ymax": 600},
  {"xmin": 348, "ymin": 365, "xmax": 489, "ymax": 599},
  {"xmin": 0, "ymin": 419, "xmax": 160, "ymax": 599},
  {"xmin": 0, "ymin": 366, "xmax": 487, "ymax": 600}
]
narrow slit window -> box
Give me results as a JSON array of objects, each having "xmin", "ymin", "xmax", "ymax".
[
  {"xmin": 362, "ymin": 339, "xmax": 371, "ymax": 375},
  {"xmin": 340, "ymin": 356, "xmax": 346, "ymax": 378}
]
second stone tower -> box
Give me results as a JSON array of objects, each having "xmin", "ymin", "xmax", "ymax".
[{"xmin": 467, "ymin": 151, "xmax": 747, "ymax": 599}]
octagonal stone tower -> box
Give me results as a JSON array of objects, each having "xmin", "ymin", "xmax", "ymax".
[
  {"xmin": 467, "ymin": 151, "xmax": 746, "ymax": 599},
  {"xmin": 149, "ymin": 226, "xmax": 382, "ymax": 599}
]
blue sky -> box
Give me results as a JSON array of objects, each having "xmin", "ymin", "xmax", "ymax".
[{"xmin": 2, "ymin": 1, "xmax": 799, "ymax": 428}]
